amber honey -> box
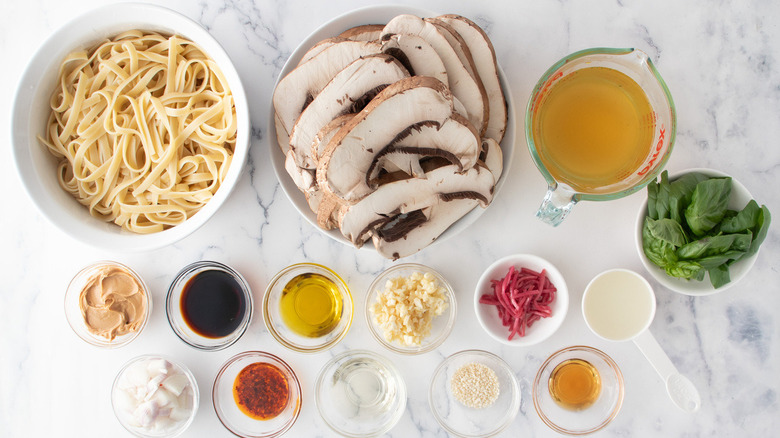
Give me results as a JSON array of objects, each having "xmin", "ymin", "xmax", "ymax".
[
  {"xmin": 532, "ymin": 67, "xmax": 655, "ymax": 192},
  {"xmin": 548, "ymin": 358, "xmax": 601, "ymax": 410}
]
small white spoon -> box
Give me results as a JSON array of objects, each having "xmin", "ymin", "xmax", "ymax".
[{"xmin": 633, "ymin": 330, "xmax": 701, "ymax": 412}]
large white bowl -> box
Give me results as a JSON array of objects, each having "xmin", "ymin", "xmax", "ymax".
[
  {"xmin": 475, "ymin": 254, "xmax": 569, "ymax": 347},
  {"xmin": 269, "ymin": 5, "xmax": 515, "ymax": 250},
  {"xmin": 11, "ymin": 3, "xmax": 250, "ymax": 252},
  {"xmin": 635, "ymin": 168, "xmax": 761, "ymax": 295}
]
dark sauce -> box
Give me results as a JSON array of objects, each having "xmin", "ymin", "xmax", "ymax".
[{"xmin": 180, "ymin": 269, "xmax": 246, "ymax": 338}]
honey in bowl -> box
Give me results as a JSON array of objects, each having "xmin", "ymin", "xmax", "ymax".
[
  {"xmin": 280, "ymin": 273, "xmax": 343, "ymax": 337},
  {"xmin": 532, "ymin": 67, "xmax": 655, "ymax": 193},
  {"xmin": 548, "ymin": 358, "xmax": 602, "ymax": 411}
]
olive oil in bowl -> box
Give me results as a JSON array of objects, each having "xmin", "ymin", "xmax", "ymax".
[{"xmin": 280, "ymin": 273, "xmax": 343, "ymax": 337}]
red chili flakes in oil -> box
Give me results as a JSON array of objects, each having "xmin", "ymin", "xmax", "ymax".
[{"xmin": 233, "ymin": 362, "xmax": 289, "ymax": 420}]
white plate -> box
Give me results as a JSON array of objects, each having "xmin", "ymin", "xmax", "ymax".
[
  {"xmin": 269, "ymin": 5, "xmax": 515, "ymax": 250},
  {"xmin": 635, "ymin": 168, "xmax": 761, "ymax": 295},
  {"xmin": 474, "ymin": 254, "xmax": 569, "ymax": 347},
  {"xmin": 11, "ymin": 3, "xmax": 250, "ymax": 252}
]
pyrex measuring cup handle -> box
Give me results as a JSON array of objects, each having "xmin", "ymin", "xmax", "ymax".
[{"xmin": 536, "ymin": 185, "xmax": 577, "ymax": 226}]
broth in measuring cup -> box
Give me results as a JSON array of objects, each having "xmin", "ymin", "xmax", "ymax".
[{"xmin": 532, "ymin": 67, "xmax": 655, "ymax": 193}]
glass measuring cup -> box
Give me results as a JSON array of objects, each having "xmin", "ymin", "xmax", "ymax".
[
  {"xmin": 526, "ymin": 48, "xmax": 676, "ymax": 226},
  {"xmin": 582, "ymin": 269, "xmax": 700, "ymax": 412}
]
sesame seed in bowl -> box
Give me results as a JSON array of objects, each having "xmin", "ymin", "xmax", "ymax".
[{"xmin": 429, "ymin": 350, "xmax": 521, "ymax": 437}]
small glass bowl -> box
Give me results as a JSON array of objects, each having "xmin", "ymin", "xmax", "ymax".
[
  {"xmin": 112, "ymin": 355, "xmax": 199, "ymax": 438},
  {"xmin": 166, "ymin": 261, "xmax": 253, "ymax": 351},
  {"xmin": 533, "ymin": 345, "xmax": 624, "ymax": 435},
  {"xmin": 429, "ymin": 350, "xmax": 521, "ymax": 437},
  {"xmin": 315, "ymin": 350, "xmax": 406, "ymax": 437},
  {"xmin": 263, "ymin": 263, "xmax": 353, "ymax": 353},
  {"xmin": 213, "ymin": 351, "xmax": 302, "ymax": 438},
  {"xmin": 365, "ymin": 263, "xmax": 456, "ymax": 355},
  {"xmin": 64, "ymin": 261, "xmax": 151, "ymax": 348}
]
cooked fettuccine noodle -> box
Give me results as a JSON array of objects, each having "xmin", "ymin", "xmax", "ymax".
[{"xmin": 39, "ymin": 30, "xmax": 236, "ymax": 233}]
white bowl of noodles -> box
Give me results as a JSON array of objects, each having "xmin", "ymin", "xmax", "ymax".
[{"xmin": 11, "ymin": 2, "xmax": 249, "ymax": 251}]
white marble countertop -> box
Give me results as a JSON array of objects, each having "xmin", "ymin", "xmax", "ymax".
[{"xmin": 1, "ymin": 0, "xmax": 778, "ymax": 437}]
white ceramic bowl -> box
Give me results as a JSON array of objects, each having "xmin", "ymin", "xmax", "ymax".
[
  {"xmin": 475, "ymin": 254, "xmax": 569, "ymax": 346},
  {"xmin": 269, "ymin": 5, "xmax": 515, "ymax": 251},
  {"xmin": 635, "ymin": 168, "xmax": 762, "ymax": 295},
  {"xmin": 11, "ymin": 3, "xmax": 250, "ymax": 252}
]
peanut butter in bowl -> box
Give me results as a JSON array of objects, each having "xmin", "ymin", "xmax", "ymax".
[
  {"xmin": 65, "ymin": 261, "xmax": 152, "ymax": 348},
  {"xmin": 79, "ymin": 265, "xmax": 148, "ymax": 340}
]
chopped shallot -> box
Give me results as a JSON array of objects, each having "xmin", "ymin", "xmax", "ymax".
[{"xmin": 479, "ymin": 266, "xmax": 557, "ymax": 340}]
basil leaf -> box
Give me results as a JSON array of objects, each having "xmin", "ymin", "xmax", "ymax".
[
  {"xmin": 708, "ymin": 264, "xmax": 731, "ymax": 289},
  {"xmin": 664, "ymin": 260, "xmax": 702, "ymax": 280},
  {"xmin": 685, "ymin": 177, "xmax": 732, "ymax": 236},
  {"xmin": 697, "ymin": 249, "xmax": 748, "ymax": 269},
  {"xmin": 642, "ymin": 217, "xmax": 677, "ymax": 268},
  {"xmin": 677, "ymin": 233, "xmax": 752, "ymax": 260},
  {"xmin": 647, "ymin": 178, "xmax": 659, "ymax": 220},
  {"xmin": 720, "ymin": 200, "xmax": 760, "ymax": 233},
  {"xmin": 655, "ymin": 171, "xmax": 672, "ymax": 220},
  {"xmin": 668, "ymin": 172, "xmax": 710, "ymax": 225},
  {"xmin": 745, "ymin": 205, "xmax": 771, "ymax": 258},
  {"xmin": 647, "ymin": 217, "xmax": 688, "ymax": 247}
]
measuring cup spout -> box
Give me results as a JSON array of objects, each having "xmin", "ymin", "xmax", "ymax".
[{"xmin": 536, "ymin": 184, "xmax": 578, "ymax": 226}]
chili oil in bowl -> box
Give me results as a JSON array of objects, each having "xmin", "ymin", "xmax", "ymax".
[
  {"xmin": 166, "ymin": 261, "xmax": 252, "ymax": 351},
  {"xmin": 213, "ymin": 351, "xmax": 302, "ymax": 438},
  {"xmin": 263, "ymin": 263, "xmax": 353, "ymax": 353}
]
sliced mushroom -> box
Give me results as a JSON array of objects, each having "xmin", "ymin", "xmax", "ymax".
[
  {"xmin": 382, "ymin": 15, "xmax": 487, "ymax": 135},
  {"xmin": 297, "ymin": 37, "xmax": 339, "ymax": 66},
  {"xmin": 337, "ymin": 164, "xmax": 495, "ymax": 246},
  {"xmin": 288, "ymin": 54, "xmax": 409, "ymax": 168},
  {"xmin": 479, "ymin": 137, "xmax": 504, "ymax": 183},
  {"xmin": 438, "ymin": 14, "xmax": 507, "ymax": 142},
  {"xmin": 373, "ymin": 197, "xmax": 483, "ymax": 260},
  {"xmin": 338, "ymin": 24, "xmax": 384, "ymax": 41},
  {"xmin": 273, "ymin": 40, "xmax": 381, "ymax": 154},
  {"xmin": 310, "ymin": 114, "xmax": 353, "ymax": 166},
  {"xmin": 317, "ymin": 76, "xmax": 454, "ymax": 203},
  {"xmin": 367, "ymin": 114, "xmax": 480, "ymax": 184},
  {"xmin": 380, "ymin": 33, "xmax": 448, "ymax": 86}
]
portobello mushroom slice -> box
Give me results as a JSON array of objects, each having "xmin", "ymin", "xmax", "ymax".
[
  {"xmin": 338, "ymin": 24, "xmax": 384, "ymax": 41},
  {"xmin": 380, "ymin": 33, "xmax": 448, "ymax": 86},
  {"xmin": 367, "ymin": 113, "xmax": 481, "ymax": 185},
  {"xmin": 288, "ymin": 54, "xmax": 409, "ymax": 169},
  {"xmin": 273, "ymin": 40, "xmax": 381, "ymax": 154},
  {"xmin": 317, "ymin": 76, "xmax": 455, "ymax": 203},
  {"xmin": 382, "ymin": 14, "xmax": 488, "ymax": 136},
  {"xmin": 438, "ymin": 14, "xmax": 507, "ymax": 142},
  {"xmin": 373, "ymin": 197, "xmax": 482, "ymax": 260},
  {"xmin": 337, "ymin": 164, "xmax": 495, "ymax": 246}
]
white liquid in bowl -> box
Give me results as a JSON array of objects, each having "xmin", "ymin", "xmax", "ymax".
[{"xmin": 582, "ymin": 270, "xmax": 656, "ymax": 341}]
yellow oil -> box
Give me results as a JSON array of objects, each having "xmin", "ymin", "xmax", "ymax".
[
  {"xmin": 548, "ymin": 359, "xmax": 601, "ymax": 411},
  {"xmin": 280, "ymin": 273, "xmax": 342, "ymax": 337},
  {"xmin": 533, "ymin": 67, "xmax": 655, "ymax": 192}
]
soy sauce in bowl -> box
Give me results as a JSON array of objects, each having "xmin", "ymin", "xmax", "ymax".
[
  {"xmin": 167, "ymin": 261, "xmax": 253, "ymax": 351},
  {"xmin": 181, "ymin": 269, "xmax": 247, "ymax": 338}
]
